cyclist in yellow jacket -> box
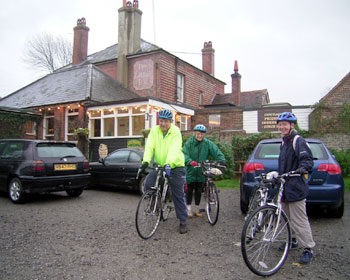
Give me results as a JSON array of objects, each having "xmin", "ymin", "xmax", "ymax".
[{"xmin": 141, "ymin": 109, "xmax": 188, "ymax": 234}]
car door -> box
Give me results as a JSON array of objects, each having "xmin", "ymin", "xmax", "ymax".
[
  {"xmin": 103, "ymin": 150, "xmax": 130, "ymax": 186},
  {"xmin": 0, "ymin": 141, "xmax": 25, "ymax": 191},
  {"xmin": 123, "ymin": 151, "xmax": 142, "ymax": 187}
]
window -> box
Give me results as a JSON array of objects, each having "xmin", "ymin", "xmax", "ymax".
[
  {"xmin": 129, "ymin": 152, "xmax": 141, "ymax": 162},
  {"xmin": 176, "ymin": 73, "xmax": 184, "ymax": 102},
  {"xmin": 209, "ymin": 114, "xmax": 220, "ymax": 128},
  {"xmin": 66, "ymin": 107, "xmax": 79, "ymax": 141},
  {"xmin": 117, "ymin": 116, "xmax": 130, "ymax": 136},
  {"xmin": 106, "ymin": 150, "xmax": 130, "ymax": 163},
  {"xmin": 179, "ymin": 115, "xmax": 187, "ymax": 131},
  {"xmin": 132, "ymin": 115, "xmax": 145, "ymax": 136},
  {"xmin": 44, "ymin": 110, "xmax": 54, "ymax": 139},
  {"xmin": 25, "ymin": 121, "xmax": 36, "ymax": 135},
  {"xmin": 37, "ymin": 143, "xmax": 84, "ymax": 158},
  {"xmin": 104, "ymin": 118, "xmax": 115, "ymax": 137},
  {"xmin": 90, "ymin": 119, "xmax": 101, "ymax": 137},
  {"xmin": 199, "ymin": 91, "xmax": 203, "ymax": 105},
  {"xmin": 1, "ymin": 142, "xmax": 25, "ymax": 159}
]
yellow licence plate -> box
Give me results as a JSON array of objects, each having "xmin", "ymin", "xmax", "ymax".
[{"xmin": 54, "ymin": 164, "xmax": 77, "ymax": 171}]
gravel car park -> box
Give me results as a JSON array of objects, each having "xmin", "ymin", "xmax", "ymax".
[{"xmin": 0, "ymin": 188, "xmax": 349, "ymax": 279}]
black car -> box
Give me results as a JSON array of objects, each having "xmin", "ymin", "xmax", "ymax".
[
  {"xmin": 89, "ymin": 148, "xmax": 150, "ymax": 194},
  {"xmin": 0, "ymin": 139, "xmax": 91, "ymax": 203}
]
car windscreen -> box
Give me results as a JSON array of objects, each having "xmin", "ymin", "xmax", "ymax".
[
  {"xmin": 255, "ymin": 142, "xmax": 328, "ymax": 160},
  {"xmin": 36, "ymin": 143, "xmax": 84, "ymax": 158}
]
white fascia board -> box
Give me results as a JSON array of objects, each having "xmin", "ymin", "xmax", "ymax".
[{"xmin": 148, "ymin": 99, "xmax": 195, "ymax": 116}]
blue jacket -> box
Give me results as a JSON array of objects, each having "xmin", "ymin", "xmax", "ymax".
[{"xmin": 278, "ymin": 130, "xmax": 313, "ymax": 202}]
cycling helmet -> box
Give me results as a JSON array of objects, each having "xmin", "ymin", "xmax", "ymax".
[
  {"xmin": 276, "ymin": 112, "xmax": 297, "ymax": 124},
  {"xmin": 193, "ymin": 124, "xmax": 207, "ymax": 133},
  {"xmin": 158, "ymin": 109, "xmax": 173, "ymax": 120}
]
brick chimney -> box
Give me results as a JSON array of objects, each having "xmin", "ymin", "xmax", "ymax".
[
  {"xmin": 231, "ymin": 60, "xmax": 241, "ymax": 105},
  {"xmin": 202, "ymin": 41, "xmax": 215, "ymax": 76},
  {"xmin": 72, "ymin": 18, "xmax": 89, "ymax": 66},
  {"xmin": 117, "ymin": 0, "xmax": 142, "ymax": 86}
]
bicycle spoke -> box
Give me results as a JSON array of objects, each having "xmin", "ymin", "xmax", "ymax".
[{"xmin": 206, "ymin": 183, "xmax": 219, "ymax": 225}]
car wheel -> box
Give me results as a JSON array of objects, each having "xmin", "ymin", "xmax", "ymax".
[
  {"xmin": 66, "ymin": 188, "xmax": 84, "ymax": 197},
  {"xmin": 327, "ymin": 201, "xmax": 344, "ymax": 218},
  {"xmin": 9, "ymin": 178, "xmax": 26, "ymax": 204},
  {"xmin": 138, "ymin": 176, "xmax": 146, "ymax": 195}
]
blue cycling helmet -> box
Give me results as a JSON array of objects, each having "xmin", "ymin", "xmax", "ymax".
[
  {"xmin": 193, "ymin": 124, "xmax": 207, "ymax": 133},
  {"xmin": 276, "ymin": 112, "xmax": 297, "ymax": 123},
  {"xmin": 158, "ymin": 109, "xmax": 173, "ymax": 120}
]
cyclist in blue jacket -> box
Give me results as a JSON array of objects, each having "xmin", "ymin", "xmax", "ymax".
[{"xmin": 277, "ymin": 112, "xmax": 315, "ymax": 264}]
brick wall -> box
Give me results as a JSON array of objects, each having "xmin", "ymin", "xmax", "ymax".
[
  {"xmin": 309, "ymin": 72, "xmax": 350, "ymax": 133},
  {"xmin": 96, "ymin": 51, "xmax": 225, "ymax": 109},
  {"xmin": 193, "ymin": 107, "xmax": 243, "ymax": 131}
]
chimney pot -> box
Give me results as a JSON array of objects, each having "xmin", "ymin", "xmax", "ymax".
[
  {"xmin": 202, "ymin": 41, "xmax": 215, "ymax": 76},
  {"xmin": 72, "ymin": 18, "xmax": 89, "ymax": 65}
]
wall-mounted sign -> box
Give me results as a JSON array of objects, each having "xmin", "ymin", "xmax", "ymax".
[
  {"xmin": 258, "ymin": 110, "xmax": 285, "ymax": 132},
  {"xmin": 98, "ymin": 143, "xmax": 108, "ymax": 159},
  {"xmin": 133, "ymin": 59, "xmax": 154, "ymax": 90},
  {"xmin": 127, "ymin": 139, "xmax": 142, "ymax": 148}
]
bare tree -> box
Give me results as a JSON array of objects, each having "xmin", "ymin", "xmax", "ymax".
[{"xmin": 22, "ymin": 33, "xmax": 72, "ymax": 73}]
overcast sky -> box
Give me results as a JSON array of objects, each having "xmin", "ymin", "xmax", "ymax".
[{"xmin": 0, "ymin": 0, "xmax": 349, "ymax": 105}]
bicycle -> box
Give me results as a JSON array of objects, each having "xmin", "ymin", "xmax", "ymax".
[
  {"xmin": 135, "ymin": 164, "xmax": 174, "ymax": 239},
  {"xmin": 244, "ymin": 173, "xmax": 274, "ymax": 221},
  {"xmin": 241, "ymin": 170, "xmax": 302, "ymax": 276},
  {"xmin": 195, "ymin": 160, "xmax": 226, "ymax": 225}
]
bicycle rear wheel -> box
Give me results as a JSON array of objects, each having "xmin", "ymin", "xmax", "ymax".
[
  {"xmin": 241, "ymin": 205, "xmax": 291, "ymax": 276},
  {"xmin": 205, "ymin": 182, "xmax": 219, "ymax": 225},
  {"xmin": 135, "ymin": 190, "xmax": 161, "ymax": 239}
]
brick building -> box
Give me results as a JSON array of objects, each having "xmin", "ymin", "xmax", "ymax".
[{"xmin": 309, "ymin": 71, "xmax": 350, "ymax": 150}]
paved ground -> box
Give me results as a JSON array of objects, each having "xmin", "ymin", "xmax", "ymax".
[{"xmin": 0, "ymin": 188, "xmax": 349, "ymax": 280}]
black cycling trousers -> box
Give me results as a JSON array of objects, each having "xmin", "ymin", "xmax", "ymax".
[{"xmin": 186, "ymin": 182, "xmax": 204, "ymax": 205}]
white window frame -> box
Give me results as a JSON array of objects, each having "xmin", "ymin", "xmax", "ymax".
[
  {"xmin": 88, "ymin": 104, "xmax": 147, "ymax": 139},
  {"xmin": 65, "ymin": 106, "xmax": 79, "ymax": 141},
  {"xmin": 176, "ymin": 73, "xmax": 184, "ymax": 102},
  {"xmin": 25, "ymin": 121, "xmax": 37, "ymax": 136},
  {"xmin": 43, "ymin": 111, "xmax": 54, "ymax": 139}
]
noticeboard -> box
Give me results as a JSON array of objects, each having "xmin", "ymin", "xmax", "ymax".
[{"xmin": 258, "ymin": 110, "xmax": 285, "ymax": 132}]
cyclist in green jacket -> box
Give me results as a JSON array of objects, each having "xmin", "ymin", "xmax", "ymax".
[
  {"xmin": 182, "ymin": 124, "xmax": 226, "ymax": 218},
  {"xmin": 141, "ymin": 109, "xmax": 188, "ymax": 234}
]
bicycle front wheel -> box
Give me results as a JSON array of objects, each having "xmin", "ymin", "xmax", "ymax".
[
  {"xmin": 241, "ymin": 205, "xmax": 291, "ymax": 276},
  {"xmin": 135, "ymin": 190, "xmax": 161, "ymax": 239},
  {"xmin": 206, "ymin": 182, "xmax": 219, "ymax": 225},
  {"xmin": 161, "ymin": 183, "xmax": 173, "ymax": 221}
]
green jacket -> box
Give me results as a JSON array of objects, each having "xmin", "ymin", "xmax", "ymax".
[
  {"xmin": 143, "ymin": 124, "xmax": 185, "ymax": 168},
  {"xmin": 183, "ymin": 136, "xmax": 225, "ymax": 183}
]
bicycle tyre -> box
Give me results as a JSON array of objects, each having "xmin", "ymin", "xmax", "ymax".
[
  {"xmin": 135, "ymin": 190, "xmax": 161, "ymax": 239},
  {"xmin": 241, "ymin": 205, "xmax": 291, "ymax": 276},
  {"xmin": 206, "ymin": 182, "xmax": 219, "ymax": 225}
]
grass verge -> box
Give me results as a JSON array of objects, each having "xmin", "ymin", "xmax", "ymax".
[{"xmin": 215, "ymin": 177, "xmax": 240, "ymax": 189}]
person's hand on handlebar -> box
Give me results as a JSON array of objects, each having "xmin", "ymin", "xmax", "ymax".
[{"xmin": 295, "ymin": 167, "xmax": 308, "ymax": 174}]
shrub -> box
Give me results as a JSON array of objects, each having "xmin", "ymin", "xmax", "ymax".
[
  {"xmin": 232, "ymin": 132, "xmax": 276, "ymax": 162},
  {"xmin": 330, "ymin": 148, "xmax": 350, "ymax": 177}
]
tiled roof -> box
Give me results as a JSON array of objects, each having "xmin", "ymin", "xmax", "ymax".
[
  {"xmin": 61, "ymin": 39, "xmax": 160, "ymax": 69},
  {"xmin": 0, "ymin": 65, "xmax": 138, "ymax": 109},
  {"xmin": 211, "ymin": 89, "xmax": 269, "ymax": 108}
]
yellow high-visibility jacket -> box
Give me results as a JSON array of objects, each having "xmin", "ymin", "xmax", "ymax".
[{"xmin": 143, "ymin": 124, "xmax": 185, "ymax": 168}]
